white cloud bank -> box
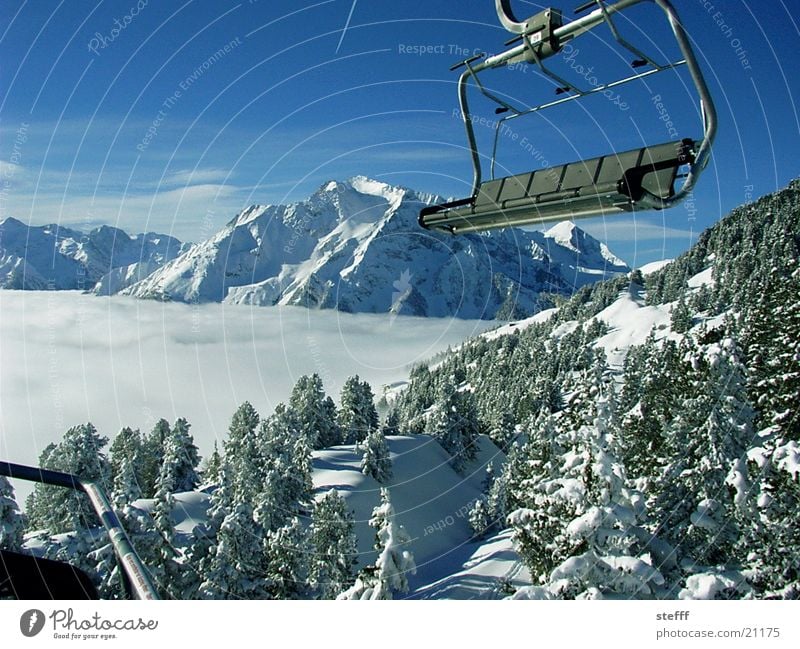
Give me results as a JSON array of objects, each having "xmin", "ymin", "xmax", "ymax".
[{"xmin": 0, "ymin": 291, "xmax": 491, "ymax": 478}]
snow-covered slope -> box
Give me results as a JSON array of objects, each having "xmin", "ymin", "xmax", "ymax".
[
  {"xmin": 311, "ymin": 434, "xmax": 505, "ymax": 592},
  {"xmin": 0, "ymin": 217, "xmax": 184, "ymax": 291},
  {"xmin": 121, "ymin": 177, "xmax": 629, "ymax": 319},
  {"xmin": 639, "ymin": 259, "xmax": 673, "ymax": 276},
  {"xmin": 479, "ymin": 263, "xmax": 717, "ymax": 369},
  {"xmin": 131, "ymin": 433, "xmax": 508, "ymax": 598}
]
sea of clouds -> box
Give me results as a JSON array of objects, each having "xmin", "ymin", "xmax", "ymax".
[{"xmin": 0, "ymin": 291, "xmax": 491, "ymax": 493}]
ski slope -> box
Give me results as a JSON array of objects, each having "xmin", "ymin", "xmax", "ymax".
[
  {"xmin": 151, "ymin": 433, "xmax": 514, "ymax": 599},
  {"xmin": 311, "ymin": 434, "xmax": 508, "ymax": 595}
]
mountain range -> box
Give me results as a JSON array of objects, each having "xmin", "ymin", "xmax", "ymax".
[
  {"xmin": 0, "ymin": 217, "xmax": 184, "ymax": 292},
  {"xmin": 0, "ymin": 177, "xmax": 629, "ymax": 319}
]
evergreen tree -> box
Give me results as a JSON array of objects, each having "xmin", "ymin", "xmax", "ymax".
[
  {"xmin": 24, "ymin": 443, "xmax": 58, "ymax": 531},
  {"xmin": 112, "ymin": 452, "xmax": 142, "ymax": 509},
  {"xmin": 428, "ymin": 381, "xmax": 480, "ymax": 472},
  {"xmin": 360, "ymin": 427, "xmax": 393, "ymax": 483},
  {"xmin": 671, "ymin": 295, "xmax": 693, "ymax": 333},
  {"xmin": 109, "ymin": 427, "xmax": 144, "ymax": 491},
  {"xmin": 742, "ymin": 444, "xmax": 800, "ymax": 597},
  {"xmin": 381, "ymin": 409, "xmax": 401, "ymax": 438},
  {"xmin": 155, "ymin": 418, "xmax": 200, "ymax": 495},
  {"xmin": 394, "ymin": 364, "xmax": 436, "ymax": 434},
  {"xmin": 488, "ymin": 411, "xmax": 517, "ymax": 452},
  {"xmin": 224, "ymin": 402, "xmax": 262, "ymax": 503},
  {"xmin": 309, "ymin": 490, "xmax": 358, "ymax": 599},
  {"xmin": 201, "ymin": 501, "xmax": 267, "ymax": 599},
  {"xmin": 255, "ymin": 405, "xmax": 312, "ymax": 532},
  {"xmin": 368, "ymin": 488, "xmax": 416, "ymax": 599},
  {"xmin": 201, "ymin": 442, "xmax": 223, "ymax": 485},
  {"xmin": 187, "ymin": 461, "xmax": 234, "ymax": 597},
  {"xmin": 621, "ymin": 337, "xmax": 689, "ymax": 481},
  {"xmin": 0, "ymin": 476, "xmax": 24, "ymax": 551},
  {"xmin": 27, "ymin": 424, "xmax": 111, "ymax": 533},
  {"xmin": 264, "ymin": 517, "xmax": 310, "ymax": 599},
  {"xmin": 653, "ymin": 337, "xmax": 755, "ymax": 576},
  {"xmin": 140, "ymin": 419, "xmax": 171, "ymax": 498},
  {"xmin": 338, "ymin": 376, "xmax": 379, "ymax": 444},
  {"xmin": 91, "ymin": 537, "xmax": 126, "ymax": 599},
  {"xmin": 321, "ymin": 396, "xmax": 342, "ymax": 445},
  {"xmin": 141, "ymin": 419, "xmax": 201, "ymax": 598},
  {"xmin": 468, "ymin": 497, "xmax": 492, "ymax": 539},
  {"xmin": 290, "ymin": 374, "xmax": 341, "ymax": 448},
  {"xmin": 150, "ymin": 481, "xmax": 182, "ymax": 598},
  {"xmin": 746, "ymin": 260, "xmax": 800, "ymax": 443},
  {"xmin": 510, "ymin": 392, "xmax": 665, "ymax": 599},
  {"xmin": 338, "ymin": 488, "xmax": 415, "ymax": 600}
]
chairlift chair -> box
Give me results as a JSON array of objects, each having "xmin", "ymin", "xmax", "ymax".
[{"xmin": 419, "ymin": 0, "xmax": 717, "ymax": 234}]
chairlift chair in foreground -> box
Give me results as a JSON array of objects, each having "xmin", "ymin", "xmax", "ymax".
[
  {"xmin": 419, "ymin": 0, "xmax": 717, "ymax": 234},
  {"xmin": 0, "ymin": 461, "xmax": 159, "ymax": 600}
]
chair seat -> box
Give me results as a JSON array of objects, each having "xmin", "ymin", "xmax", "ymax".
[
  {"xmin": 0, "ymin": 549, "xmax": 99, "ymax": 599},
  {"xmin": 420, "ymin": 139, "xmax": 695, "ymax": 233}
]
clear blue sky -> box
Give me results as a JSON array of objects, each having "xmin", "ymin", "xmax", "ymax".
[{"xmin": 1, "ymin": 1, "xmax": 798, "ymax": 265}]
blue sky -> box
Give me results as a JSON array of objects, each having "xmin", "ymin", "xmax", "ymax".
[{"xmin": 1, "ymin": 0, "xmax": 798, "ymax": 266}]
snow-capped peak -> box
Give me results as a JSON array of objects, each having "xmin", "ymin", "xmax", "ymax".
[
  {"xmin": 228, "ymin": 204, "xmax": 271, "ymax": 228},
  {"xmin": 347, "ymin": 175, "xmax": 404, "ymax": 200},
  {"xmin": 543, "ymin": 220, "xmax": 627, "ymax": 269},
  {"xmin": 544, "ymin": 221, "xmax": 585, "ymax": 251}
]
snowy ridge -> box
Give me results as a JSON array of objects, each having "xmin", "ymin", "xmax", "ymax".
[
  {"xmin": 0, "ymin": 217, "xmax": 184, "ymax": 291},
  {"xmin": 119, "ymin": 178, "xmax": 630, "ymax": 320}
]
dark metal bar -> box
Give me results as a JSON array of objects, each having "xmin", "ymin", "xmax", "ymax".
[{"xmin": 0, "ymin": 461, "xmax": 160, "ymax": 600}]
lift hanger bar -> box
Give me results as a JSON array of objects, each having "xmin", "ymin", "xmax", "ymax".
[
  {"xmin": 0, "ymin": 461, "xmax": 160, "ymax": 600},
  {"xmin": 421, "ymin": 0, "xmax": 717, "ymax": 234}
]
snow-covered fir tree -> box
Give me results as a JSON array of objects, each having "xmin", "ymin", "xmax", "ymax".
[
  {"xmin": 652, "ymin": 337, "xmax": 755, "ymax": 581},
  {"xmin": 468, "ymin": 497, "xmax": 492, "ymax": 539},
  {"xmin": 339, "ymin": 488, "xmax": 415, "ymax": 600},
  {"xmin": 290, "ymin": 374, "xmax": 341, "ymax": 448},
  {"xmin": 620, "ymin": 335, "xmax": 689, "ymax": 482},
  {"xmin": 255, "ymin": 404, "xmax": 312, "ymax": 532},
  {"xmin": 224, "ymin": 402, "xmax": 262, "ymax": 503},
  {"xmin": 201, "ymin": 441, "xmax": 223, "ymax": 485},
  {"xmin": 264, "ymin": 517, "xmax": 310, "ymax": 599},
  {"xmin": 309, "ymin": 490, "xmax": 358, "ymax": 599},
  {"xmin": 112, "ymin": 451, "xmax": 142, "ymax": 510},
  {"xmin": 427, "ymin": 381, "xmax": 480, "ymax": 472},
  {"xmin": 0, "ymin": 475, "xmax": 24, "ymax": 551},
  {"xmin": 488, "ymin": 411, "xmax": 517, "ymax": 452},
  {"xmin": 26, "ymin": 424, "xmax": 110, "ymax": 534},
  {"xmin": 381, "ymin": 409, "xmax": 401, "ymax": 438},
  {"xmin": 187, "ymin": 460, "xmax": 234, "ymax": 597},
  {"xmin": 140, "ymin": 418, "xmax": 171, "ymax": 498},
  {"xmin": 109, "ymin": 427, "xmax": 144, "ymax": 493},
  {"xmin": 201, "ymin": 500, "xmax": 267, "ymax": 599},
  {"xmin": 24, "ymin": 443, "xmax": 58, "ymax": 531},
  {"xmin": 360, "ymin": 426, "xmax": 392, "ymax": 483},
  {"xmin": 155, "ymin": 418, "xmax": 200, "ymax": 495},
  {"xmin": 338, "ymin": 375, "xmax": 379, "ymax": 444},
  {"xmin": 150, "ymin": 481, "xmax": 183, "ymax": 598},
  {"xmin": 511, "ymin": 384, "xmax": 665, "ymax": 599}
]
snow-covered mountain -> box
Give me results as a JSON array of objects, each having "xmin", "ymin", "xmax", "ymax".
[
  {"xmin": 0, "ymin": 217, "xmax": 184, "ymax": 292},
  {"xmin": 119, "ymin": 177, "xmax": 629, "ymax": 319}
]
